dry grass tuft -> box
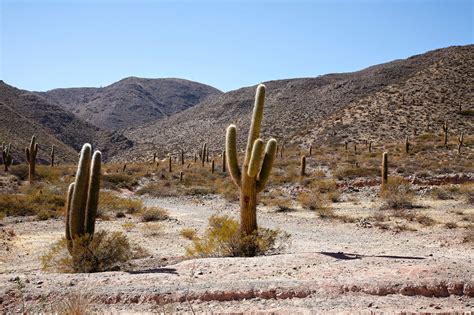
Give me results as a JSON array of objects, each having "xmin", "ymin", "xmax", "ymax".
[{"xmin": 140, "ymin": 207, "xmax": 169, "ymax": 222}]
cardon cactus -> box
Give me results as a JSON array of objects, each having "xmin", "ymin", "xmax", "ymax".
[
  {"xmin": 442, "ymin": 121, "xmax": 448, "ymax": 148},
  {"xmin": 65, "ymin": 143, "xmax": 102, "ymax": 253},
  {"xmin": 226, "ymin": 84, "xmax": 277, "ymax": 241},
  {"xmin": 222, "ymin": 150, "xmax": 226, "ymax": 172},
  {"xmin": 50, "ymin": 145, "xmax": 55, "ymax": 167},
  {"xmin": 458, "ymin": 132, "xmax": 464, "ymax": 154},
  {"xmin": 381, "ymin": 152, "xmax": 388, "ymax": 187},
  {"xmin": 405, "ymin": 136, "xmax": 410, "ymax": 154},
  {"xmin": 25, "ymin": 135, "xmax": 38, "ymax": 183},
  {"xmin": 300, "ymin": 155, "xmax": 306, "ymax": 177},
  {"xmin": 2, "ymin": 143, "xmax": 13, "ymax": 172}
]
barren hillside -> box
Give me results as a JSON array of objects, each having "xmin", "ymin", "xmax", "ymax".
[
  {"xmin": 123, "ymin": 45, "xmax": 473, "ymax": 161},
  {"xmin": 38, "ymin": 77, "xmax": 222, "ymax": 131},
  {"xmin": 0, "ymin": 81, "xmax": 132, "ymax": 162}
]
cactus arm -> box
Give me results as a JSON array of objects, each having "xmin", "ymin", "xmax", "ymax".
[
  {"xmin": 244, "ymin": 84, "xmax": 265, "ymax": 166},
  {"xmin": 84, "ymin": 151, "xmax": 101, "ymax": 237},
  {"xmin": 70, "ymin": 144, "xmax": 92, "ymax": 237},
  {"xmin": 247, "ymin": 138, "xmax": 264, "ymax": 177},
  {"xmin": 25, "ymin": 148, "xmax": 30, "ymax": 163},
  {"xmin": 65, "ymin": 183, "xmax": 75, "ymax": 253},
  {"xmin": 256, "ymin": 138, "xmax": 277, "ymax": 192},
  {"xmin": 226, "ymin": 124, "xmax": 241, "ymax": 187}
]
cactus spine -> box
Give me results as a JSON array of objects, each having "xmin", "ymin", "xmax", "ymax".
[
  {"xmin": 2, "ymin": 143, "xmax": 12, "ymax": 172},
  {"xmin": 226, "ymin": 84, "xmax": 277, "ymax": 243},
  {"xmin": 458, "ymin": 132, "xmax": 464, "ymax": 154},
  {"xmin": 300, "ymin": 155, "xmax": 306, "ymax": 177},
  {"xmin": 442, "ymin": 121, "xmax": 448, "ymax": 148},
  {"xmin": 381, "ymin": 152, "xmax": 388, "ymax": 187},
  {"xmin": 66, "ymin": 144, "xmax": 101, "ymax": 253},
  {"xmin": 25, "ymin": 135, "xmax": 38, "ymax": 183},
  {"xmin": 50, "ymin": 145, "xmax": 55, "ymax": 167}
]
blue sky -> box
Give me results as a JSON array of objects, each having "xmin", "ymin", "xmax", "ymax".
[{"xmin": 0, "ymin": 0, "xmax": 472, "ymax": 92}]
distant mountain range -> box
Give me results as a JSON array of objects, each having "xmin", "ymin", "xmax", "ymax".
[{"xmin": 0, "ymin": 45, "xmax": 472, "ymax": 163}]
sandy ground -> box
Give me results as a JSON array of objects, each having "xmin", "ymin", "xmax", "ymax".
[{"xmin": 0, "ymin": 192, "xmax": 473, "ymax": 313}]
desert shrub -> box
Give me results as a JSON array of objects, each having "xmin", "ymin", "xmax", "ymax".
[
  {"xmin": 273, "ymin": 199, "xmax": 295, "ymax": 212},
  {"xmin": 431, "ymin": 187, "xmax": 453, "ymax": 200},
  {"xmin": 140, "ymin": 207, "xmax": 169, "ymax": 222},
  {"xmin": 298, "ymin": 191, "xmax": 329, "ymax": 211},
  {"xmin": 122, "ymin": 222, "xmax": 136, "ymax": 231},
  {"xmin": 41, "ymin": 231, "xmax": 132, "ymax": 273},
  {"xmin": 180, "ymin": 228, "xmax": 197, "ymax": 240},
  {"xmin": 8, "ymin": 165, "xmax": 29, "ymax": 181},
  {"xmin": 462, "ymin": 226, "xmax": 474, "ymax": 243},
  {"xmin": 99, "ymin": 191, "xmax": 144, "ymax": 214},
  {"xmin": 102, "ymin": 173, "xmax": 139, "ymax": 190},
  {"xmin": 328, "ymin": 190, "xmax": 341, "ymax": 202},
  {"xmin": 141, "ymin": 222, "xmax": 163, "ymax": 236},
  {"xmin": 333, "ymin": 165, "xmax": 379, "ymax": 180},
  {"xmin": 52, "ymin": 294, "xmax": 91, "ymax": 315},
  {"xmin": 186, "ymin": 215, "xmax": 290, "ymax": 258},
  {"xmin": 460, "ymin": 184, "xmax": 474, "ymax": 204},
  {"xmin": 380, "ymin": 177, "xmax": 414, "ymax": 210}
]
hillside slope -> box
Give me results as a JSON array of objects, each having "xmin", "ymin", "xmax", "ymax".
[
  {"xmin": 39, "ymin": 77, "xmax": 222, "ymax": 131},
  {"xmin": 0, "ymin": 81, "xmax": 132, "ymax": 163},
  {"xmin": 123, "ymin": 45, "xmax": 473, "ymax": 160}
]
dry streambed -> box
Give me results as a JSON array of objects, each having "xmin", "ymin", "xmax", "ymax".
[{"xmin": 0, "ymin": 194, "xmax": 473, "ymax": 313}]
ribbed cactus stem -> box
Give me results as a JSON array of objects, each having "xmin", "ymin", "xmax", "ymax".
[
  {"xmin": 443, "ymin": 121, "xmax": 448, "ymax": 148},
  {"xmin": 369, "ymin": 142, "xmax": 372, "ymax": 153},
  {"xmin": 225, "ymin": 85, "xmax": 277, "ymax": 247},
  {"xmin": 211, "ymin": 159, "xmax": 215, "ymax": 174},
  {"xmin": 405, "ymin": 136, "xmax": 410, "ymax": 154},
  {"xmin": 354, "ymin": 143, "xmax": 357, "ymax": 154},
  {"xmin": 345, "ymin": 141, "xmax": 348, "ymax": 151},
  {"xmin": 2, "ymin": 143, "xmax": 12, "ymax": 172},
  {"xmin": 381, "ymin": 152, "xmax": 388, "ymax": 187},
  {"xmin": 25, "ymin": 135, "xmax": 38, "ymax": 183},
  {"xmin": 180, "ymin": 171, "xmax": 183, "ymax": 182},
  {"xmin": 300, "ymin": 155, "xmax": 306, "ymax": 177},
  {"xmin": 201, "ymin": 143, "xmax": 207, "ymax": 167},
  {"xmin": 168, "ymin": 155, "xmax": 172, "ymax": 172},
  {"xmin": 66, "ymin": 144, "xmax": 102, "ymax": 253},
  {"xmin": 153, "ymin": 152, "xmax": 157, "ymax": 163},
  {"xmin": 181, "ymin": 149, "xmax": 184, "ymax": 165}
]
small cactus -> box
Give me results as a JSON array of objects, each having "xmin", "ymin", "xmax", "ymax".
[
  {"xmin": 201, "ymin": 143, "xmax": 207, "ymax": 167},
  {"xmin": 309, "ymin": 144, "xmax": 312, "ymax": 156},
  {"xmin": 381, "ymin": 152, "xmax": 388, "ymax": 187},
  {"xmin": 369, "ymin": 141, "xmax": 372, "ymax": 153},
  {"xmin": 405, "ymin": 135, "xmax": 410, "ymax": 154},
  {"xmin": 153, "ymin": 152, "xmax": 157, "ymax": 163},
  {"xmin": 300, "ymin": 155, "xmax": 306, "ymax": 177},
  {"xmin": 458, "ymin": 132, "xmax": 464, "ymax": 154},
  {"xmin": 194, "ymin": 153, "xmax": 197, "ymax": 163},
  {"xmin": 25, "ymin": 135, "xmax": 38, "ymax": 183},
  {"xmin": 344, "ymin": 141, "xmax": 348, "ymax": 151},
  {"xmin": 180, "ymin": 171, "xmax": 183, "ymax": 182},
  {"xmin": 65, "ymin": 143, "xmax": 102, "ymax": 254},
  {"xmin": 226, "ymin": 84, "xmax": 277, "ymax": 248},
  {"xmin": 181, "ymin": 149, "xmax": 185, "ymax": 165},
  {"xmin": 2, "ymin": 143, "xmax": 13, "ymax": 172},
  {"xmin": 354, "ymin": 143, "xmax": 357, "ymax": 154},
  {"xmin": 168, "ymin": 155, "xmax": 172, "ymax": 172},
  {"xmin": 50, "ymin": 145, "xmax": 55, "ymax": 167},
  {"xmin": 222, "ymin": 150, "xmax": 226, "ymax": 172},
  {"xmin": 442, "ymin": 121, "xmax": 448, "ymax": 148},
  {"xmin": 211, "ymin": 159, "xmax": 215, "ymax": 174}
]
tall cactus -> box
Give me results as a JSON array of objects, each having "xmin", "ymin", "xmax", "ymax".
[
  {"xmin": 2, "ymin": 143, "xmax": 13, "ymax": 172},
  {"xmin": 458, "ymin": 132, "xmax": 464, "ymax": 154},
  {"xmin": 25, "ymin": 135, "xmax": 38, "ymax": 183},
  {"xmin": 50, "ymin": 145, "xmax": 55, "ymax": 167},
  {"xmin": 381, "ymin": 152, "xmax": 388, "ymax": 187},
  {"xmin": 168, "ymin": 155, "xmax": 172, "ymax": 172},
  {"xmin": 201, "ymin": 143, "xmax": 207, "ymax": 167},
  {"xmin": 65, "ymin": 143, "xmax": 102, "ymax": 254},
  {"xmin": 442, "ymin": 121, "xmax": 448, "ymax": 148},
  {"xmin": 226, "ymin": 84, "xmax": 277, "ymax": 241},
  {"xmin": 300, "ymin": 155, "xmax": 306, "ymax": 177},
  {"xmin": 222, "ymin": 150, "xmax": 226, "ymax": 173},
  {"xmin": 181, "ymin": 149, "xmax": 185, "ymax": 165},
  {"xmin": 405, "ymin": 135, "xmax": 410, "ymax": 154}
]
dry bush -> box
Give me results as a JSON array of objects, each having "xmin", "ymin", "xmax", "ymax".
[
  {"xmin": 52, "ymin": 294, "xmax": 91, "ymax": 315},
  {"xmin": 0, "ymin": 185, "xmax": 65, "ymax": 219},
  {"xmin": 431, "ymin": 187, "xmax": 453, "ymax": 200},
  {"xmin": 462, "ymin": 226, "xmax": 474, "ymax": 243},
  {"xmin": 298, "ymin": 191, "xmax": 329, "ymax": 211},
  {"xmin": 180, "ymin": 228, "xmax": 197, "ymax": 240},
  {"xmin": 140, "ymin": 206, "xmax": 169, "ymax": 222},
  {"xmin": 8, "ymin": 165, "xmax": 30, "ymax": 181},
  {"xmin": 186, "ymin": 215, "xmax": 290, "ymax": 258},
  {"xmin": 460, "ymin": 184, "xmax": 474, "ymax": 204},
  {"xmin": 41, "ymin": 231, "xmax": 132, "ymax": 273},
  {"xmin": 122, "ymin": 221, "xmax": 136, "ymax": 231},
  {"xmin": 333, "ymin": 164, "xmax": 379, "ymax": 180},
  {"xmin": 392, "ymin": 209, "xmax": 436, "ymax": 226},
  {"xmin": 99, "ymin": 191, "xmax": 144, "ymax": 214},
  {"xmin": 141, "ymin": 222, "xmax": 164, "ymax": 236},
  {"xmin": 380, "ymin": 176, "xmax": 415, "ymax": 210}
]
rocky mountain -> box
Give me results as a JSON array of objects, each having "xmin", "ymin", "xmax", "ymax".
[
  {"xmin": 38, "ymin": 77, "xmax": 222, "ymax": 131},
  {"xmin": 123, "ymin": 45, "xmax": 473, "ymax": 160},
  {"xmin": 0, "ymin": 81, "xmax": 132, "ymax": 163}
]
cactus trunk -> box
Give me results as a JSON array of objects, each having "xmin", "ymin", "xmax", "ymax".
[
  {"xmin": 25, "ymin": 135, "xmax": 38, "ymax": 183},
  {"xmin": 381, "ymin": 152, "xmax": 388, "ymax": 187},
  {"xmin": 300, "ymin": 155, "xmax": 306, "ymax": 177}
]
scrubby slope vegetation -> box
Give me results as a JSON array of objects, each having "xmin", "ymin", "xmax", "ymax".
[
  {"xmin": 0, "ymin": 81, "xmax": 132, "ymax": 162},
  {"xmin": 123, "ymin": 45, "xmax": 473, "ymax": 161},
  {"xmin": 38, "ymin": 77, "xmax": 222, "ymax": 131}
]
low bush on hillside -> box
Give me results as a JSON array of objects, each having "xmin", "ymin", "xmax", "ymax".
[{"xmin": 380, "ymin": 176, "xmax": 415, "ymax": 210}]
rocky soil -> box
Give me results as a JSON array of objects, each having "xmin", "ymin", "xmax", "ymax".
[{"xmin": 1, "ymin": 191, "xmax": 473, "ymax": 313}]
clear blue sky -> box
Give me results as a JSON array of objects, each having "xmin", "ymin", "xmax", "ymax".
[{"xmin": 0, "ymin": 0, "xmax": 472, "ymax": 92}]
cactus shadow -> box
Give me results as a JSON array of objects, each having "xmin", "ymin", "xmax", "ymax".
[
  {"xmin": 318, "ymin": 251, "xmax": 425, "ymax": 261},
  {"xmin": 127, "ymin": 267, "xmax": 178, "ymax": 275}
]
